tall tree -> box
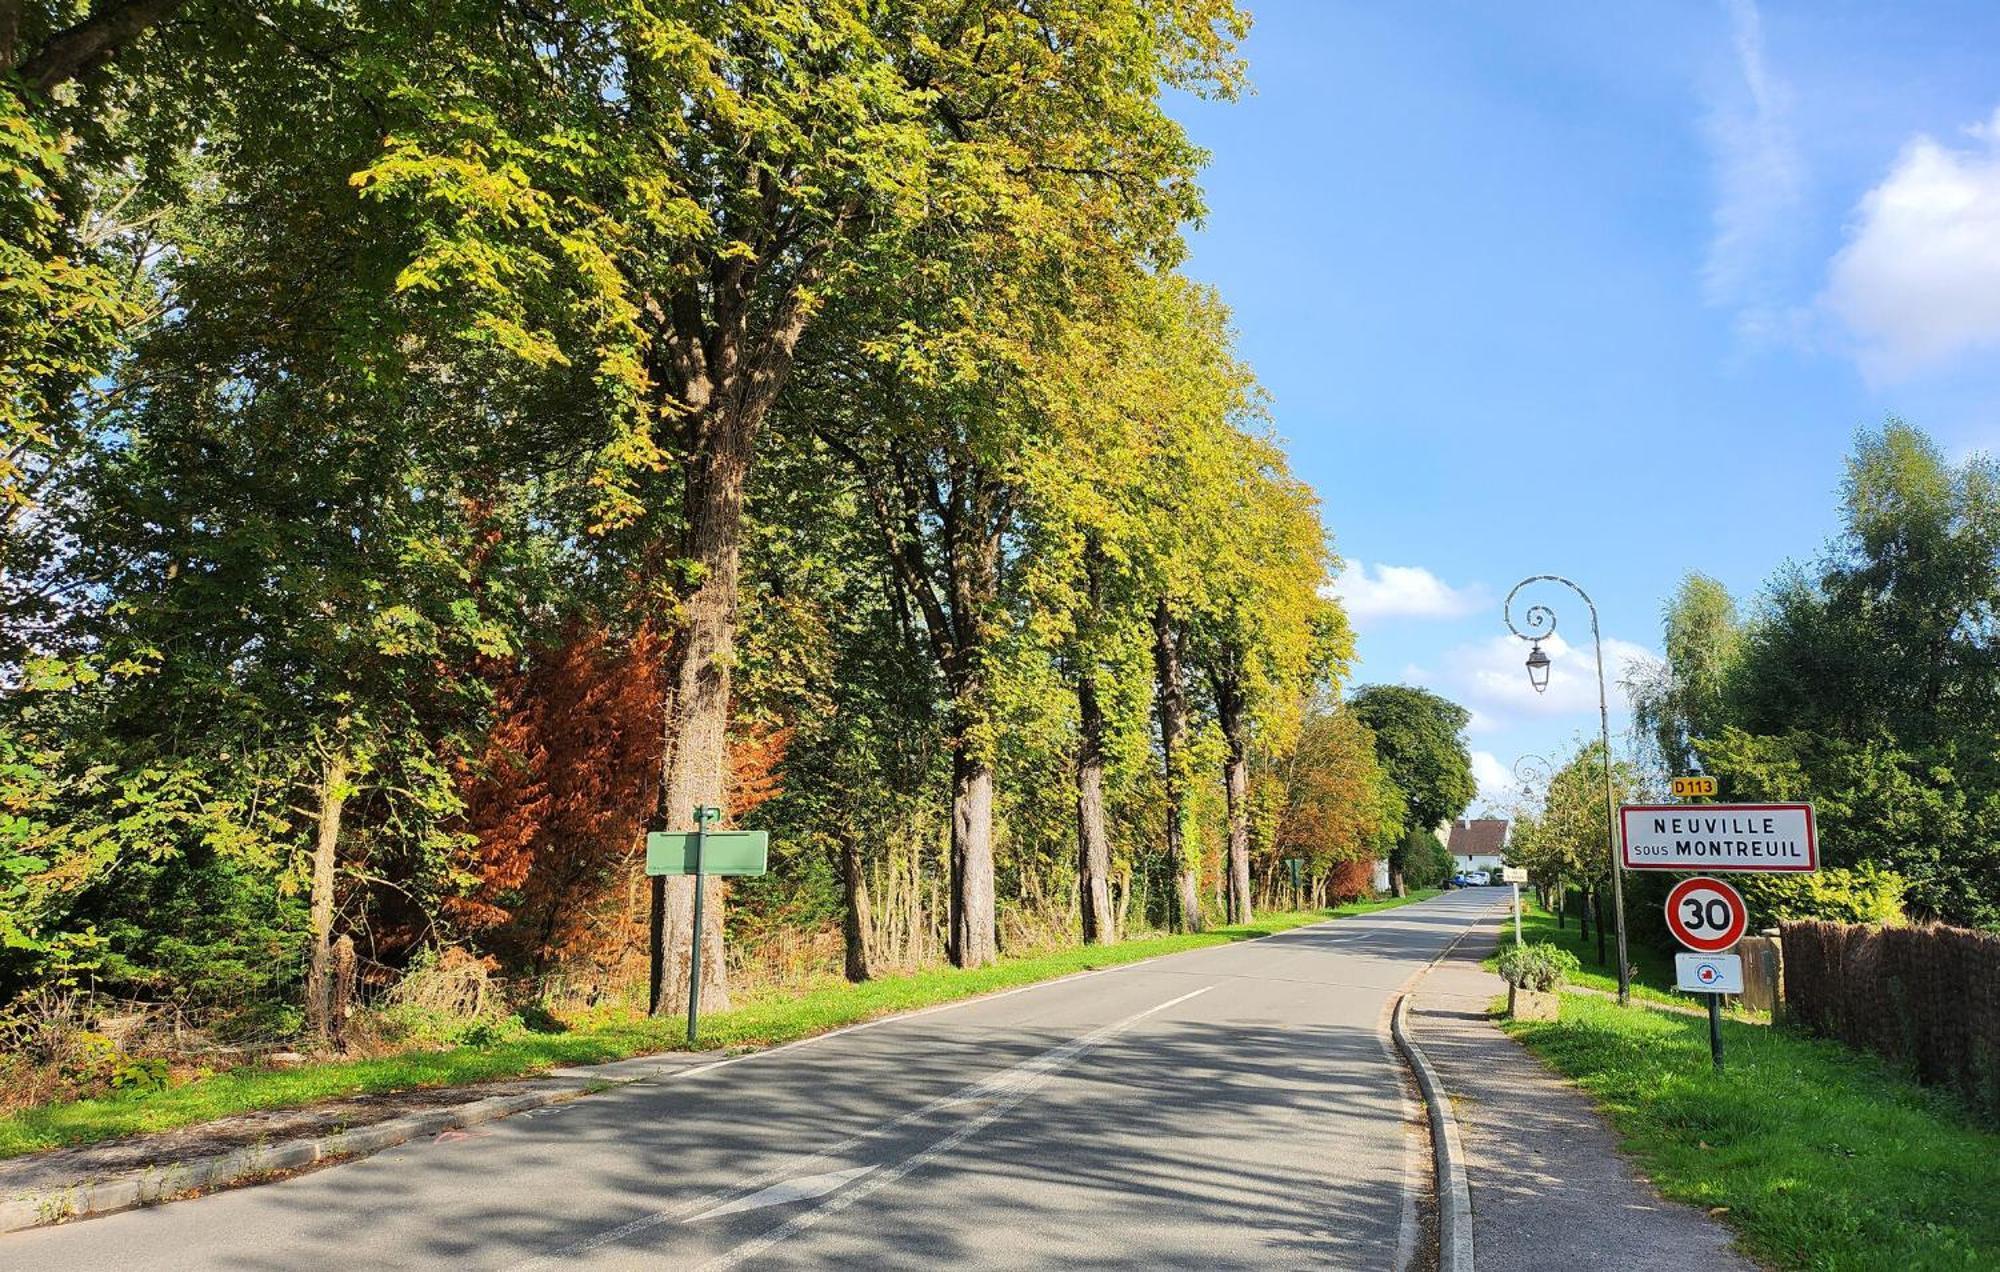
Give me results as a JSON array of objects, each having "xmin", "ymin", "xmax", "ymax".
[
  {"xmin": 1348, "ymin": 684, "xmax": 1475, "ymax": 894},
  {"xmin": 1624, "ymin": 573, "xmax": 1742, "ymax": 778},
  {"xmin": 1698, "ymin": 423, "xmax": 2000, "ymax": 926}
]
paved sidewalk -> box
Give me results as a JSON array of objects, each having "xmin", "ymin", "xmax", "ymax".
[{"xmin": 1408, "ymin": 911, "xmax": 1758, "ymax": 1272}]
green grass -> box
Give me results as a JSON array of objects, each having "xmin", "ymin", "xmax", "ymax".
[
  {"xmin": 0, "ymin": 890, "xmax": 1439, "ymax": 1161},
  {"xmin": 1489, "ymin": 900, "xmax": 1759, "ymax": 1016},
  {"xmin": 1507, "ymin": 992, "xmax": 2000, "ymax": 1270}
]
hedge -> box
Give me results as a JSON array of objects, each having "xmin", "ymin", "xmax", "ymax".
[{"xmin": 1781, "ymin": 919, "xmax": 2000, "ymax": 1124}]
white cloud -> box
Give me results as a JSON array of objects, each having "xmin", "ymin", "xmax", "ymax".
[
  {"xmin": 1702, "ymin": 0, "xmax": 1804, "ymax": 324},
  {"xmin": 1824, "ymin": 107, "xmax": 2000, "ymax": 380},
  {"xmin": 1470, "ymin": 750, "xmax": 1517, "ymax": 812},
  {"xmin": 1329, "ymin": 563, "xmax": 1485, "ymax": 625}
]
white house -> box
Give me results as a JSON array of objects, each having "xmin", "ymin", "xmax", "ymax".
[{"xmin": 1443, "ymin": 817, "xmax": 1509, "ymax": 875}]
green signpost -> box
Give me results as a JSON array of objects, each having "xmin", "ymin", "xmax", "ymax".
[{"xmin": 645, "ymin": 807, "xmax": 768, "ymax": 1043}]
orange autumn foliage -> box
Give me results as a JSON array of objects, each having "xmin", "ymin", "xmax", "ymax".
[
  {"xmin": 453, "ymin": 624, "xmax": 793, "ymax": 973},
  {"xmin": 453, "ymin": 624, "xmax": 666, "ymax": 970}
]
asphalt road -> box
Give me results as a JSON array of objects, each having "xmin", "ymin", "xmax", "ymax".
[{"xmin": 8, "ymin": 889, "xmax": 1507, "ymax": 1271}]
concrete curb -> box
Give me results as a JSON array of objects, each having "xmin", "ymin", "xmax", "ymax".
[
  {"xmin": 1393, "ymin": 991, "xmax": 1475, "ymax": 1272},
  {"xmin": 0, "ymin": 1085, "xmax": 586, "ymax": 1234}
]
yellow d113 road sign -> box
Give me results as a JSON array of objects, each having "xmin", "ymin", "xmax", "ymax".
[
  {"xmin": 645, "ymin": 830, "xmax": 769, "ymax": 877},
  {"xmin": 1670, "ymin": 775, "xmax": 1718, "ymax": 798}
]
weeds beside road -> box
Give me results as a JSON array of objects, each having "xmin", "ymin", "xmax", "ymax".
[
  {"xmin": 0, "ymin": 891, "xmax": 1438, "ymax": 1160},
  {"xmin": 1509, "ymin": 992, "xmax": 2000, "ymax": 1271}
]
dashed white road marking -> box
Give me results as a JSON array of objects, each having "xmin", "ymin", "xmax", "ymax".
[{"xmin": 684, "ymin": 1165, "xmax": 878, "ymax": 1222}]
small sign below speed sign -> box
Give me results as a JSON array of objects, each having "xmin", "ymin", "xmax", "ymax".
[{"xmin": 1665, "ymin": 876, "xmax": 1748, "ymax": 953}]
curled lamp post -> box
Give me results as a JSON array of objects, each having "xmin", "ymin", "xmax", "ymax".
[
  {"xmin": 1511, "ymin": 753, "xmax": 1554, "ymax": 793},
  {"xmin": 1505, "ymin": 575, "xmax": 1631, "ymax": 1006}
]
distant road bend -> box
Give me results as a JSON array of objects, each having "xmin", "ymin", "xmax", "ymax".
[{"xmin": 10, "ymin": 890, "xmax": 1505, "ymax": 1270}]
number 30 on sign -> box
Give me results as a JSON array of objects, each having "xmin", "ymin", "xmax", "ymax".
[{"xmin": 1665, "ymin": 876, "xmax": 1747, "ymax": 953}]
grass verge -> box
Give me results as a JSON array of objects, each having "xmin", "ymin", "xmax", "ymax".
[
  {"xmin": 0, "ymin": 890, "xmax": 1439, "ymax": 1161},
  {"xmin": 1488, "ymin": 900, "xmax": 1761, "ymax": 1016},
  {"xmin": 1507, "ymin": 992, "xmax": 2000, "ymax": 1270}
]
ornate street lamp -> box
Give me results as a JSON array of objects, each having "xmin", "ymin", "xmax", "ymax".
[
  {"xmin": 1525, "ymin": 643, "xmax": 1552, "ymax": 693},
  {"xmin": 1512, "ymin": 753, "xmax": 1554, "ymax": 792},
  {"xmin": 1504, "ymin": 575, "xmax": 1632, "ymax": 1006}
]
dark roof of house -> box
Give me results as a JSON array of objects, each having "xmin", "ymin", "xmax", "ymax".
[{"xmin": 1446, "ymin": 818, "xmax": 1510, "ymax": 857}]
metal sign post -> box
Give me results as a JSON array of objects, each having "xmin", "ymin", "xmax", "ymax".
[
  {"xmin": 644, "ymin": 807, "xmax": 767, "ymax": 1045},
  {"xmin": 1674, "ymin": 953, "xmax": 1742, "ymax": 1070},
  {"xmin": 1501, "ymin": 865, "xmax": 1528, "ymax": 944},
  {"xmin": 1666, "ymin": 879, "xmax": 1748, "ymax": 1074},
  {"xmin": 686, "ymin": 805, "xmax": 719, "ymax": 1044}
]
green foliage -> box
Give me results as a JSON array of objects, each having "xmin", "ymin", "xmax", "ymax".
[
  {"xmin": 0, "ymin": 0, "xmax": 1406, "ymax": 1084},
  {"xmin": 1668, "ymin": 422, "xmax": 2000, "ymax": 928},
  {"xmin": 1495, "ymin": 941, "xmax": 1580, "ymax": 992},
  {"xmin": 1624, "ymin": 572, "xmax": 1743, "ymax": 778},
  {"xmin": 1399, "ymin": 829, "xmax": 1455, "ymax": 890},
  {"xmin": 1349, "ymin": 685, "xmax": 1476, "ymax": 830},
  {"xmin": 1738, "ymin": 864, "xmax": 1906, "ymax": 927},
  {"xmin": 1508, "ymin": 740, "xmax": 1642, "ymax": 890}
]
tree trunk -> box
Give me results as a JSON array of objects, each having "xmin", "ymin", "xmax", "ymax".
[
  {"xmin": 644, "ymin": 370, "xmax": 769, "ymax": 1015},
  {"xmin": 1114, "ymin": 864, "xmax": 1133, "ymax": 940},
  {"xmin": 949, "ymin": 746, "xmax": 998, "ymax": 967},
  {"xmin": 641, "ymin": 240, "xmax": 828, "ymax": 1014},
  {"xmin": 650, "ymin": 408, "xmax": 749, "ymax": 1013},
  {"xmin": 1594, "ymin": 888, "xmax": 1609, "ymax": 967},
  {"xmin": 1214, "ymin": 667, "xmax": 1252, "ymax": 926},
  {"xmin": 329, "ymin": 935, "xmax": 357, "ymax": 1053},
  {"xmin": 840, "ymin": 835, "xmax": 876, "ymax": 982},
  {"xmin": 1075, "ymin": 672, "xmax": 1115, "ymax": 944},
  {"xmin": 1153, "ymin": 600, "xmax": 1202, "ymax": 932},
  {"xmin": 304, "ymin": 750, "xmax": 349, "ymax": 1046}
]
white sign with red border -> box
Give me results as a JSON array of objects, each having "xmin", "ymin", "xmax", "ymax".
[
  {"xmin": 1620, "ymin": 803, "xmax": 1817, "ymax": 872},
  {"xmin": 1665, "ymin": 876, "xmax": 1748, "ymax": 953}
]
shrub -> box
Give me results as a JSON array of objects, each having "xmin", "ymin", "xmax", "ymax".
[
  {"xmin": 1496, "ymin": 941, "xmax": 1581, "ymax": 992},
  {"xmin": 370, "ymin": 946, "xmax": 508, "ymax": 1046},
  {"xmin": 1740, "ymin": 864, "xmax": 1905, "ymax": 926}
]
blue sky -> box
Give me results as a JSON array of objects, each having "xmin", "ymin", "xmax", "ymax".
[{"xmin": 1172, "ymin": 1, "xmax": 2000, "ymax": 810}]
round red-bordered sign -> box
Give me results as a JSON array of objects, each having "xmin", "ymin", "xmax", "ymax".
[{"xmin": 1665, "ymin": 877, "xmax": 1747, "ymax": 953}]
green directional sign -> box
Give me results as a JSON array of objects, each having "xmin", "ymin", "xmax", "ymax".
[{"xmin": 646, "ymin": 829, "xmax": 769, "ymax": 877}]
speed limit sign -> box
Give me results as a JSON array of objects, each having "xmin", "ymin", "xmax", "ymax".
[{"xmin": 1665, "ymin": 877, "xmax": 1747, "ymax": 953}]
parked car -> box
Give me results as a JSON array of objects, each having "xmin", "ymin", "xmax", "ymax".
[
  {"xmin": 1467, "ymin": 870, "xmax": 1492, "ymax": 886},
  {"xmin": 1450, "ymin": 872, "xmax": 1470, "ymax": 888}
]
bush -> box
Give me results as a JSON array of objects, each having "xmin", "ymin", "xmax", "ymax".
[
  {"xmin": 1740, "ymin": 864, "xmax": 1905, "ymax": 926},
  {"xmin": 1496, "ymin": 941, "xmax": 1581, "ymax": 992},
  {"xmin": 370, "ymin": 947, "xmax": 508, "ymax": 1046},
  {"xmin": 1398, "ymin": 829, "xmax": 1454, "ymax": 890}
]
